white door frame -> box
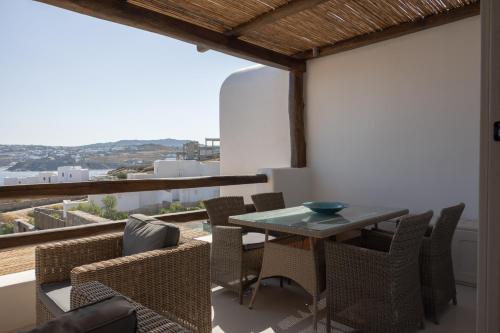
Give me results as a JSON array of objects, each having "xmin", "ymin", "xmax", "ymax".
[{"xmin": 477, "ymin": 0, "xmax": 500, "ymax": 332}]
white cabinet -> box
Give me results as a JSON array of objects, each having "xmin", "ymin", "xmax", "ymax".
[{"xmin": 452, "ymin": 221, "xmax": 478, "ymax": 286}]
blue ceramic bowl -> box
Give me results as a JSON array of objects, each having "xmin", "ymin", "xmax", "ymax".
[{"xmin": 302, "ymin": 201, "xmax": 348, "ymax": 215}]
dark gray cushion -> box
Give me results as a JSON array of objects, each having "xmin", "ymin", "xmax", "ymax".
[
  {"xmin": 38, "ymin": 280, "xmax": 72, "ymax": 316},
  {"xmin": 122, "ymin": 214, "xmax": 180, "ymax": 256},
  {"xmin": 25, "ymin": 295, "xmax": 136, "ymax": 333}
]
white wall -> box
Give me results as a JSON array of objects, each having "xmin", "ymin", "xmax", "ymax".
[
  {"xmin": 57, "ymin": 166, "xmax": 89, "ymax": 182},
  {"xmin": 220, "ymin": 66, "xmax": 291, "ymax": 200},
  {"xmin": 220, "ymin": 19, "xmax": 481, "ymax": 214},
  {"xmin": 306, "ymin": 16, "xmax": 480, "ymax": 221},
  {"xmin": 0, "ymin": 270, "xmax": 35, "ymax": 332}
]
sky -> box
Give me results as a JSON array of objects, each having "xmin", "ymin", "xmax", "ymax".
[{"xmin": 0, "ymin": 1, "xmax": 256, "ymax": 146}]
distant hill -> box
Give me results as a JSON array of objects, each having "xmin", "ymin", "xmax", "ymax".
[
  {"xmin": 84, "ymin": 138, "xmax": 192, "ymax": 148},
  {"xmin": 7, "ymin": 157, "xmax": 121, "ymax": 171},
  {"xmin": 0, "ymin": 139, "xmax": 200, "ymax": 171}
]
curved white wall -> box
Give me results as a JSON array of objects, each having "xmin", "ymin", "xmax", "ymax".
[
  {"xmin": 220, "ymin": 66, "xmax": 291, "ymax": 199},
  {"xmin": 306, "ymin": 16, "xmax": 480, "ymax": 221}
]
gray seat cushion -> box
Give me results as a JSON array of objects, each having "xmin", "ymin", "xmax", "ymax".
[
  {"xmin": 38, "ymin": 280, "xmax": 72, "ymax": 316},
  {"xmin": 242, "ymin": 232, "xmax": 274, "ymax": 250},
  {"xmin": 122, "ymin": 214, "xmax": 180, "ymax": 256},
  {"xmin": 194, "ymin": 232, "xmax": 273, "ymax": 251},
  {"xmin": 25, "ymin": 295, "xmax": 137, "ymax": 333}
]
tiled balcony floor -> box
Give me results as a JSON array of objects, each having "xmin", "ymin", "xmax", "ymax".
[{"xmin": 211, "ymin": 279, "xmax": 476, "ymax": 333}]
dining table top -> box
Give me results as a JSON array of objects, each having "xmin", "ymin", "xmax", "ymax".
[{"xmin": 229, "ymin": 205, "xmax": 409, "ymax": 239}]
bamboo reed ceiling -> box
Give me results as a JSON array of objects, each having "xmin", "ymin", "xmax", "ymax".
[{"xmin": 128, "ymin": 0, "xmax": 479, "ymax": 56}]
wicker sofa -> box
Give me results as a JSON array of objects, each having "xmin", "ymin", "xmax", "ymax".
[{"xmin": 35, "ymin": 232, "xmax": 211, "ymax": 333}]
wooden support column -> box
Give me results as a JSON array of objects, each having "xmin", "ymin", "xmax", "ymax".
[{"xmin": 289, "ymin": 70, "xmax": 306, "ymax": 168}]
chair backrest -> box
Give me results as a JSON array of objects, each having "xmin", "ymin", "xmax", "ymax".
[
  {"xmin": 251, "ymin": 192, "xmax": 285, "ymax": 212},
  {"xmin": 430, "ymin": 203, "xmax": 465, "ymax": 249},
  {"xmin": 389, "ymin": 211, "xmax": 433, "ymax": 267},
  {"xmin": 203, "ymin": 196, "xmax": 246, "ymax": 227}
]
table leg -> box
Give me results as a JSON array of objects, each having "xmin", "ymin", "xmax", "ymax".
[
  {"xmin": 310, "ymin": 237, "xmax": 320, "ymax": 333},
  {"xmin": 326, "ymin": 303, "xmax": 331, "ymax": 333},
  {"xmin": 248, "ymin": 230, "xmax": 269, "ymax": 309}
]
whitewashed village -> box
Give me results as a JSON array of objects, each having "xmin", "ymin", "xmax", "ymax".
[{"xmin": 0, "ymin": 140, "xmax": 220, "ymax": 235}]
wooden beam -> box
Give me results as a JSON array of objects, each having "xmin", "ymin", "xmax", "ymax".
[
  {"xmin": 225, "ymin": 0, "xmax": 332, "ymax": 37},
  {"xmin": 295, "ymin": 3, "xmax": 480, "ymax": 59},
  {"xmin": 35, "ymin": 0, "xmax": 305, "ymax": 72},
  {"xmin": 0, "ymin": 174, "xmax": 268, "ymax": 200},
  {"xmin": 0, "ymin": 204, "xmax": 257, "ymax": 249},
  {"xmin": 289, "ymin": 71, "xmax": 306, "ymax": 168},
  {"xmin": 0, "ymin": 221, "xmax": 126, "ymax": 249}
]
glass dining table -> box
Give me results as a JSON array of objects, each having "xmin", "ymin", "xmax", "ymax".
[{"xmin": 229, "ymin": 205, "xmax": 409, "ymax": 332}]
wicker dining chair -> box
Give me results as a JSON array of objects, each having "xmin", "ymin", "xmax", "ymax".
[
  {"xmin": 370, "ymin": 203, "xmax": 465, "ymax": 324},
  {"xmin": 251, "ymin": 192, "xmax": 286, "ymax": 212},
  {"xmin": 420, "ymin": 203, "xmax": 465, "ymax": 323},
  {"xmin": 325, "ymin": 211, "xmax": 433, "ymax": 333},
  {"xmin": 203, "ymin": 196, "xmax": 266, "ymax": 304}
]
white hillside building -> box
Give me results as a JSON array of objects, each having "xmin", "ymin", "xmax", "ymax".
[
  {"xmin": 57, "ymin": 166, "xmax": 89, "ymax": 183},
  {"xmin": 88, "ymin": 160, "xmax": 220, "ymax": 212},
  {"xmin": 3, "ymin": 166, "xmax": 89, "ymax": 186}
]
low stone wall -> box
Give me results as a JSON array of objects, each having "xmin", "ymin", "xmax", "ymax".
[
  {"xmin": 66, "ymin": 211, "xmax": 110, "ymax": 226},
  {"xmin": 128, "ymin": 202, "xmax": 170, "ymax": 215},
  {"xmin": 0, "ymin": 196, "xmax": 84, "ymax": 213},
  {"xmin": 13, "ymin": 219, "xmax": 35, "ymax": 233},
  {"xmin": 34, "ymin": 208, "xmax": 65, "ymax": 230}
]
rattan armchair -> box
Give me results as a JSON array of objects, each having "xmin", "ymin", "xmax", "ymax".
[
  {"xmin": 35, "ymin": 233, "xmax": 211, "ymax": 333},
  {"xmin": 325, "ymin": 211, "xmax": 433, "ymax": 333},
  {"xmin": 203, "ymin": 196, "xmax": 265, "ymax": 304},
  {"xmin": 71, "ymin": 281, "xmax": 191, "ymax": 333}
]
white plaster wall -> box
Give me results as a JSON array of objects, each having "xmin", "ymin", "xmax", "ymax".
[
  {"xmin": 219, "ymin": 19, "xmax": 481, "ymax": 212},
  {"xmin": 306, "ymin": 16, "xmax": 480, "ymax": 221},
  {"xmin": 0, "ymin": 270, "xmax": 35, "ymax": 332},
  {"xmin": 220, "ymin": 66, "xmax": 291, "ymax": 200},
  {"xmin": 3, "ymin": 178, "xmax": 19, "ymax": 186}
]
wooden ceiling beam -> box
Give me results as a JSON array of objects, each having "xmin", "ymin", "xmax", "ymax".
[
  {"xmin": 225, "ymin": 0, "xmax": 332, "ymax": 37},
  {"xmin": 295, "ymin": 2, "xmax": 480, "ymax": 59},
  {"xmin": 35, "ymin": 0, "xmax": 305, "ymax": 72}
]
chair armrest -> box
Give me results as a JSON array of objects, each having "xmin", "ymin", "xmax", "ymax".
[
  {"xmin": 35, "ymin": 233, "xmax": 123, "ymax": 285},
  {"xmin": 71, "ymin": 240, "xmax": 211, "ymax": 333},
  {"xmin": 210, "ymin": 226, "xmax": 244, "ymax": 285},
  {"xmin": 71, "ymin": 281, "xmax": 191, "ymax": 333},
  {"xmin": 325, "ymin": 240, "xmax": 390, "ymax": 294},
  {"xmin": 211, "ymin": 226, "xmax": 243, "ymax": 252}
]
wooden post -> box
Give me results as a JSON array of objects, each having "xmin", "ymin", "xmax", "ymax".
[{"xmin": 289, "ymin": 70, "xmax": 306, "ymax": 168}]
